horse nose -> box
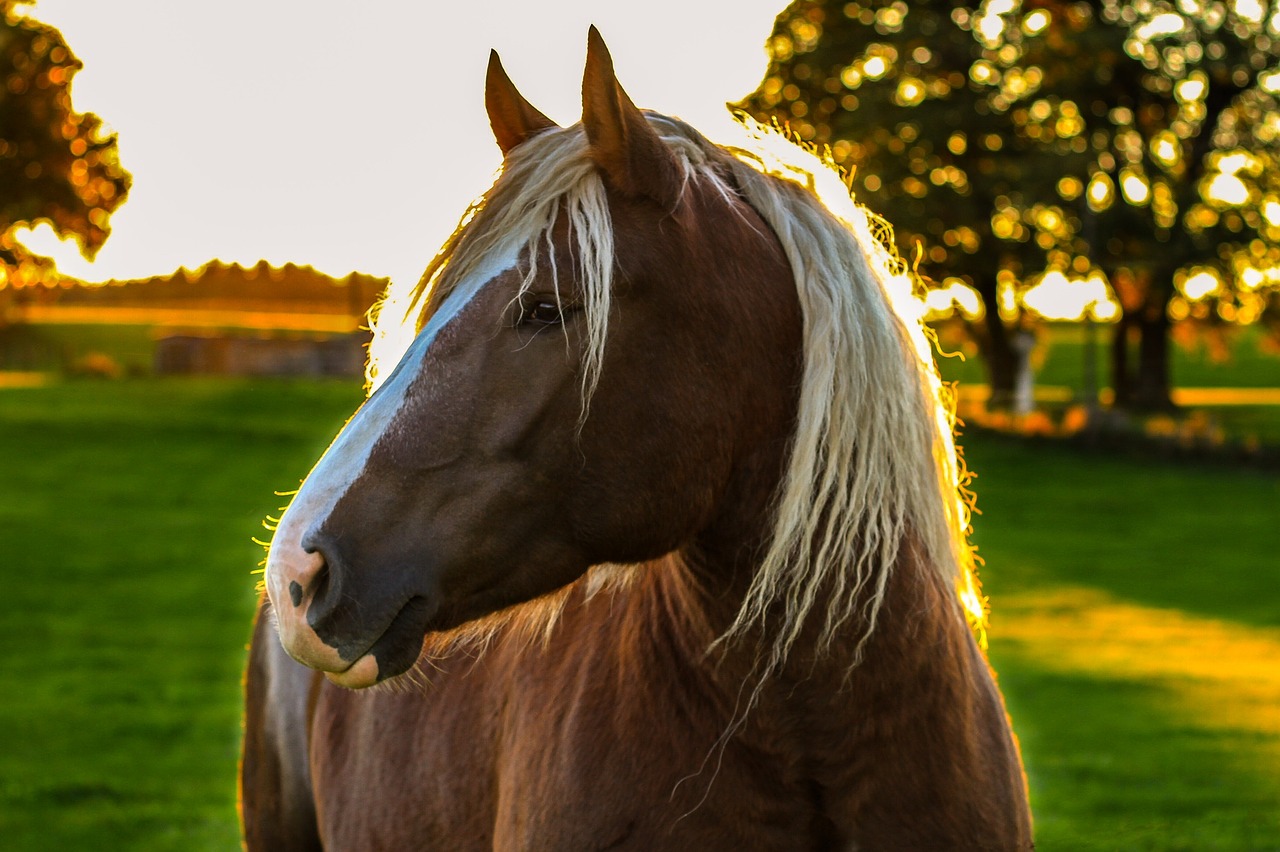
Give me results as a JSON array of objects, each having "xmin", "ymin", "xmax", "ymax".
[
  {"xmin": 265, "ymin": 527, "xmax": 353, "ymax": 673},
  {"xmin": 295, "ymin": 530, "xmax": 335, "ymax": 609},
  {"xmin": 295, "ymin": 530, "xmax": 364, "ymax": 643}
]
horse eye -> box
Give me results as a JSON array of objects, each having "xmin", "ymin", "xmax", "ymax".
[{"xmin": 521, "ymin": 299, "xmax": 567, "ymax": 327}]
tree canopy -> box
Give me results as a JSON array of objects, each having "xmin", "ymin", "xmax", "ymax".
[
  {"xmin": 1, "ymin": 0, "xmax": 130, "ymax": 291},
  {"xmin": 740, "ymin": 0, "xmax": 1280, "ymax": 409}
]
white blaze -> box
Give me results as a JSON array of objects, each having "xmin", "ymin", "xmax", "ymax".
[{"xmin": 265, "ymin": 245, "xmax": 521, "ymax": 610}]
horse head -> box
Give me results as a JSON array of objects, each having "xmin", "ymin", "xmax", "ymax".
[{"xmin": 265, "ymin": 29, "xmax": 801, "ymax": 688}]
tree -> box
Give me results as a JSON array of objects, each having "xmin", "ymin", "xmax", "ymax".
[
  {"xmin": 1006, "ymin": 0, "xmax": 1280, "ymax": 409},
  {"xmin": 0, "ymin": 1, "xmax": 130, "ymax": 299},
  {"xmin": 738, "ymin": 0, "xmax": 1055, "ymax": 408},
  {"xmin": 740, "ymin": 0, "xmax": 1280, "ymax": 411}
]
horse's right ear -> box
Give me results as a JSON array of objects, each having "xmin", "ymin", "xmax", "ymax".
[
  {"xmin": 581, "ymin": 26, "xmax": 683, "ymax": 209},
  {"xmin": 486, "ymin": 50, "xmax": 558, "ymax": 156}
]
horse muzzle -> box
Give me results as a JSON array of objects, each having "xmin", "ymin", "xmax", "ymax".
[{"xmin": 266, "ymin": 527, "xmax": 435, "ymax": 689}]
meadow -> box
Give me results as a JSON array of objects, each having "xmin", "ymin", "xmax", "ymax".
[{"xmin": 0, "ymin": 376, "xmax": 1277, "ymax": 850}]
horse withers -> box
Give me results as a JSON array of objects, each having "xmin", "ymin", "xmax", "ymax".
[{"xmin": 241, "ymin": 28, "xmax": 1033, "ymax": 851}]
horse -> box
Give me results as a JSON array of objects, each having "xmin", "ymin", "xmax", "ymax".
[{"xmin": 240, "ymin": 28, "xmax": 1033, "ymax": 851}]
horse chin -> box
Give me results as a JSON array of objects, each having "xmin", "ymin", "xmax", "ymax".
[
  {"xmin": 323, "ymin": 654, "xmax": 382, "ymax": 689},
  {"xmin": 319, "ymin": 595, "xmax": 438, "ymax": 689}
]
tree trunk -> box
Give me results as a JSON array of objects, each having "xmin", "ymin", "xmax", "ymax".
[
  {"xmin": 968, "ymin": 279, "xmax": 1017, "ymax": 410},
  {"xmin": 1109, "ymin": 314, "xmax": 1133, "ymax": 408},
  {"xmin": 1132, "ymin": 309, "xmax": 1174, "ymax": 411},
  {"xmin": 1109, "ymin": 285, "xmax": 1175, "ymax": 412}
]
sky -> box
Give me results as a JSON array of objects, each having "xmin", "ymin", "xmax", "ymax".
[{"xmin": 17, "ymin": 0, "xmax": 784, "ymax": 285}]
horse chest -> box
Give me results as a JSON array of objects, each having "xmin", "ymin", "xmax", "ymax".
[{"xmin": 308, "ymin": 648, "xmax": 833, "ymax": 851}]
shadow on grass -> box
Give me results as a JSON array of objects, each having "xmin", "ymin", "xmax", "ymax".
[
  {"xmin": 963, "ymin": 429, "xmax": 1280, "ymax": 630},
  {"xmin": 995, "ymin": 653, "xmax": 1280, "ymax": 851}
]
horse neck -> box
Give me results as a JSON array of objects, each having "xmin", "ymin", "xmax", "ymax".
[{"xmin": 636, "ymin": 529, "xmax": 963, "ymax": 772}]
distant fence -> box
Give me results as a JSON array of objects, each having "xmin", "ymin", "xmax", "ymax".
[
  {"xmin": 154, "ymin": 334, "xmax": 366, "ymax": 378},
  {"xmin": 1, "ymin": 307, "xmax": 370, "ymax": 378}
]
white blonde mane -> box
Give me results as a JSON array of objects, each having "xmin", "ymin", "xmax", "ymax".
[{"xmin": 366, "ymin": 114, "xmax": 983, "ymax": 670}]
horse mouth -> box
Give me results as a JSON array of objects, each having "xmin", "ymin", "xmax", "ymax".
[{"xmin": 320, "ymin": 595, "xmax": 437, "ymax": 689}]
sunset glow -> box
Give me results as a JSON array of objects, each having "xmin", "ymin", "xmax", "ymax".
[
  {"xmin": 1022, "ymin": 269, "xmax": 1122, "ymax": 322},
  {"xmin": 14, "ymin": 0, "xmax": 782, "ymax": 286}
]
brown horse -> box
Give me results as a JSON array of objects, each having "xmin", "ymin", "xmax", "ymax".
[{"xmin": 241, "ymin": 29, "xmax": 1033, "ymax": 851}]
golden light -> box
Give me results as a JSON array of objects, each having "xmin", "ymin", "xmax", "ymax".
[
  {"xmin": 1241, "ymin": 266, "xmax": 1265, "ymax": 290},
  {"xmin": 863, "ymin": 55, "xmax": 889, "ymax": 80},
  {"xmin": 1205, "ymin": 172, "xmax": 1250, "ymax": 206},
  {"xmin": 1262, "ymin": 71, "xmax": 1280, "ymax": 94},
  {"xmin": 997, "ymin": 277, "xmax": 1018, "ymax": 321},
  {"xmin": 1120, "ymin": 169, "xmax": 1151, "ymax": 205},
  {"xmin": 947, "ymin": 132, "xmax": 967, "ymax": 155},
  {"xmin": 1216, "ymin": 151, "xmax": 1257, "ymax": 174},
  {"xmin": 1036, "ymin": 207, "xmax": 1063, "ymax": 232},
  {"xmin": 895, "ymin": 77, "xmax": 926, "ymax": 107},
  {"xmin": 971, "ymin": 0, "xmax": 1016, "ymax": 48},
  {"xmin": 1151, "ymin": 131, "xmax": 1181, "ymax": 167},
  {"xmin": 975, "ymin": 12, "xmax": 1005, "ymax": 44},
  {"xmin": 1057, "ymin": 176, "xmax": 1083, "ymax": 200},
  {"xmin": 1137, "ymin": 12, "xmax": 1186, "ymax": 40},
  {"xmin": 970, "ymin": 60, "xmax": 998, "ymax": 84},
  {"xmin": 1175, "ymin": 76, "xmax": 1206, "ymax": 102},
  {"xmin": 1091, "ymin": 295, "xmax": 1120, "ymax": 321},
  {"xmin": 998, "ymin": 586, "xmax": 1280, "ymax": 773},
  {"xmin": 1178, "ymin": 267, "xmax": 1222, "ymax": 301},
  {"xmin": 1022, "ymin": 268, "xmax": 1076, "ymax": 319},
  {"xmin": 1087, "ymin": 172, "xmax": 1114, "ymax": 211},
  {"xmin": 1022, "ymin": 9, "xmax": 1051, "ymax": 34},
  {"xmin": 1022, "ymin": 268, "xmax": 1120, "ymax": 322},
  {"xmin": 1233, "ymin": 0, "xmax": 1265, "ymax": 24},
  {"xmin": 876, "ymin": 5, "xmax": 906, "ymax": 30},
  {"xmin": 1263, "ymin": 199, "xmax": 1280, "ymax": 226},
  {"xmin": 924, "ymin": 278, "xmax": 984, "ymax": 320},
  {"xmin": 958, "ymin": 575, "xmax": 988, "ymax": 647}
]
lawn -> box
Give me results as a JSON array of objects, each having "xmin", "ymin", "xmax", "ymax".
[
  {"xmin": 0, "ymin": 379, "xmax": 363, "ymax": 850},
  {"xmin": 965, "ymin": 430, "xmax": 1280, "ymax": 849},
  {"xmin": 0, "ymin": 378, "xmax": 1277, "ymax": 849}
]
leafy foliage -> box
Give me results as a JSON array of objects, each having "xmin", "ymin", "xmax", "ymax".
[
  {"xmin": 739, "ymin": 0, "xmax": 1280, "ymax": 408},
  {"xmin": 0, "ymin": 0, "xmax": 130, "ymax": 288}
]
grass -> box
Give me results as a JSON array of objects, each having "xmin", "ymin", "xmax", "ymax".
[
  {"xmin": 0, "ymin": 378, "xmax": 1277, "ymax": 849},
  {"xmin": 964, "ymin": 429, "xmax": 1280, "ymax": 849},
  {"xmin": 0, "ymin": 378, "xmax": 363, "ymax": 851}
]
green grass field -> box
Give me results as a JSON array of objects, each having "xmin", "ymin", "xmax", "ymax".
[{"xmin": 0, "ymin": 379, "xmax": 1277, "ymax": 849}]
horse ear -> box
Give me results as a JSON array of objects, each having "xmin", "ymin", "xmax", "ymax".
[
  {"xmin": 486, "ymin": 50, "xmax": 558, "ymax": 156},
  {"xmin": 581, "ymin": 26, "xmax": 683, "ymax": 209}
]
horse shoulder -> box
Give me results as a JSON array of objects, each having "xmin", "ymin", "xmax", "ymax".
[
  {"xmin": 798, "ymin": 556, "xmax": 1034, "ymax": 850},
  {"xmin": 241, "ymin": 596, "xmax": 324, "ymax": 852}
]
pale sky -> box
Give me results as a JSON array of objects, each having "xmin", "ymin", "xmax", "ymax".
[{"xmin": 16, "ymin": 0, "xmax": 784, "ymax": 286}]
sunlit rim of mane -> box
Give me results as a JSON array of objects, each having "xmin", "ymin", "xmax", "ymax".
[{"xmin": 365, "ymin": 112, "xmax": 984, "ymax": 673}]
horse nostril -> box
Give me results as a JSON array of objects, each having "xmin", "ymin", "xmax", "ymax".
[{"xmin": 296, "ymin": 531, "xmax": 334, "ymax": 609}]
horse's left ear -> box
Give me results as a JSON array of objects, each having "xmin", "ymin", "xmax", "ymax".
[
  {"xmin": 486, "ymin": 50, "xmax": 558, "ymax": 156},
  {"xmin": 581, "ymin": 26, "xmax": 683, "ymax": 209}
]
